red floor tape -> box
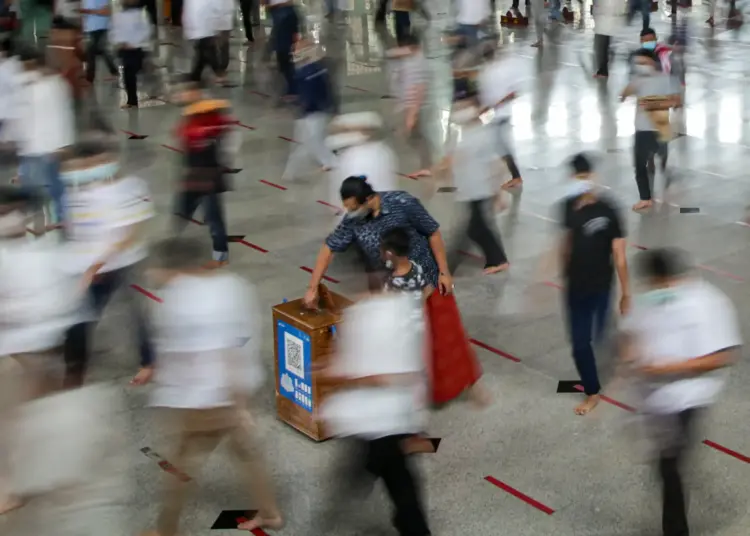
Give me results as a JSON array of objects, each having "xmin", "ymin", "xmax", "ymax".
[
  {"xmin": 278, "ymin": 135, "xmax": 299, "ymax": 143},
  {"xmin": 161, "ymin": 144, "xmax": 184, "ymax": 154},
  {"xmin": 703, "ymin": 440, "xmax": 750, "ymax": 463},
  {"xmin": 345, "ymin": 84, "xmax": 369, "ymax": 92},
  {"xmin": 259, "ymin": 179, "xmax": 288, "ymax": 191},
  {"xmin": 469, "ymin": 339, "xmax": 521, "ymax": 363},
  {"xmin": 317, "ymin": 200, "xmax": 342, "ymax": 213},
  {"xmin": 239, "ymin": 240, "xmax": 269, "ymax": 253},
  {"xmin": 484, "ymin": 476, "xmax": 555, "ymax": 515},
  {"xmin": 131, "ymin": 284, "xmax": 163, "ymax": 303},
  {"xmin": 299, "ymin": 266, "xmax": 339, "ymax": 284},
  {"xmin": 458, "ymin": 250, "xmax": 483, "ymax": 261}
]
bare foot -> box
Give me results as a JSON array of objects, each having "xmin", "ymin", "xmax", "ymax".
[
  {"xmin": 468, "ymin": 382, "xmax": 492, "ymax": 408},
  {"xmin": 320, "ymin": 166, "xmax": 333, "ymax": 172},
  {"xmin": 632, "ymin": 200, "xmax": 653, "ymax": 212},
  {"xmin": 121, "ymin": 103, "xmax": 137, "ymax": 110},
  {"xmin": 706, "ymin": 16, "xmax": 714, "ymax": 26},
  {"xmin": 0, "ymin": 497, "xmax": 24, "ymax": 515},
  {"xmin": 531, "ymin": 40, "xmax": 542, "ymax": 48},
  {"xmin": 237, "ymin": 514, "xmax": 284, "ymax": 532},
  {"xmin": 483, "ymin": 263, "xmax": 509, "ymax": 275},
  {"xmin": 409, "ymin": 169, "xmax": 432, "ymax": 179},
  {"xmin": 574, "ymin": 395, "xmax": 600, "ymax": 416},
  {"xmin": 502, "ymin": 177, "xmax": 523, "ymax": 190},
  {"xmin": 130, "ymin": 367, "xmax": 154, "ymax": 386}
]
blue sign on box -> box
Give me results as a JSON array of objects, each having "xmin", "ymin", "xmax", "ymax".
[{"xmin": 277, "ymin": 320, "xmax": 313, "ymax": 413}]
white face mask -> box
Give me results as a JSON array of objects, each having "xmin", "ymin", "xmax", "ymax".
[
  {"xmin": 0, "ymin": 210, "xmax": 27, "ymax": 238},
  {"xmin": 451, "ymin": 107, "xmax": 479, "ymax": 125},
  {"xmin": 326, "ymin": 132, "xmax": 369, "ymax": 151},
  {"xmin": 567, "ymin": 179, "xmax": 594, "ymax": 198}
]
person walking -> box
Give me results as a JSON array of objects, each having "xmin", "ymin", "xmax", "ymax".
[
  {"xmin": 621, "ymin": 248, "xmax": 741, "ymax": 536},
  {"xmin": 620, "ymin": 49, "xmax": 681, "ymax": 212},
  {"xmin": 238, "ymin": 0, "xmax": 255, "ymax": 43},
  {"xmin": 110, "ymin": 0, "xmax": 152, "ymax": 108},
  {"xmin": 80, "ymin": 0, "xmax": 119, "ymax": 83},
  {"xmin": 558, "ymin": 153, "xmax": 631, "ymax": 416},
  {"xmin": 183, "ymin": 0, "xmax": 224, "ymax": 84}
]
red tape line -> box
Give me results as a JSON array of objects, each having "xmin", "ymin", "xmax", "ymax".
[
  {"xmin": 278, "ymin": 135, "xmax": 299, "ymax": 143},
  {"xmin": 161, "ymin": 144, "xmax": 184, "ymax": 154},
  {"xmin": 345, "ymin": 84, "xmax": 369, "ymax": 92},
  {"xmin": 703, "ymin": 439, "xmax": 750, "ymax": 463},
  {"xmin": 239, "ymin": 240, "xmax": 269, "ymax": 253},
  {"xmin": 484, "ymin": 476, "xmax": 555, "ymax": 515},
  {"xmin": 259, "ymin": 179, "xmax": 288, "ymax": 191},
  {"xmin": 131, "ymin": 284, "xmax": 163, "ymax": 303},
  {"xmin": 469, "ymin": 339, "xmax": 521, "ymax": 363},
  {"xmin": 458, "ymin": 250, "xmax": 483, "ymax": 261},
  {"xmin": 300, "ymin": 266, "xmax": 339, "ymax": 284},
  {"xmin": 316, "ymin": 200, "xmax": 343, "ymax": 213}
]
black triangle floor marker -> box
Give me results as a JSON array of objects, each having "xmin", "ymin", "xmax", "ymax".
[
  {"xmin": 129, "ymin": 134, "xmax": 148, "ymax": 140},
  {"xmin": 429, "ymin": 438, "xmax": 441, "ymax": 453},
  {"xmin": 437, "ymin": 186, "xmax": 457, "ymax": 193},
  {"xmin": 211, "ymin": 510, "xmax": 258, "ymax": 530},
  {"xmin": 228, "ymin": 235, "xmax": 246, "ymax": 242},
  {"xmin": 557, "ymin": 380, "xmax": 582, "ymax": 393},
  {"xmin": 224, "ymin": 168, "xmax": 243, "ymax": 174}
]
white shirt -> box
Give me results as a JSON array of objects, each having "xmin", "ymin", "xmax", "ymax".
[
  {"xmin": 337, "ymin": 141, "xmax": 398, "ymax": 194},
  {"xmin": 321, "ymin": 294, "xmax": 427, "ymax": 439},
  {"xmin": 0, "ymin": 239, "xmax": 85, "ymax": 356},
  {"xmin": 212, "ymin": 0, "xmax": 236, "ymax": 32},
  {"xmin": 456, "ymin": 0, "xmax": 490, "ymax": 25},
  {"xmin": 594, "ymin": 0, "xmax": 622, "ymax": 36},
  {"xmin": 0, "ymin": 57, "xmax": 22, "ymax": 143},
  {"xmin": 150, "ymin": 273, "xmax": 265, "ymax": 409},
  {"xmin": 622, "ymin": 279, "xmax": 742, "ymax": 414},
  {"xmin": 182, "ymin": 0, "xmax": 217, "ymax": 40},
  {"xmin": 14, "ymin": 71, "xmax": 75, "ymax": 156},
  {"xmin": 450, "ymin": 123, "xmax": 497, "ymax": 202},
  {"xmin": 479, "ymin": 56, "xmax": 525, "ymax": 122},
  {"xmin": 110, "ymin": 8, "xmax": 152, "ymax": 49},
  {"xmin": 64, "ymin": 177, "xmax": 153, "ymax": 274}
]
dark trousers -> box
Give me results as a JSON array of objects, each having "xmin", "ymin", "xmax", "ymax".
[
  {"xmin": 594, "ymin": 34, "xmax": 611, "ymax": 76},
  {"xmin": 239, "ymin": 0, "xmax": 255, "ymax": 40},
  {"xmin": 140, "ymin": 0, "xmax": 158, "ymax": 26},
  {"xmin": 216, "ymin": 31, "xmax": 230, "ymax": 73},
  {"xmin": 63, "ymin": 267, "xmax": 154, "ymax": 388},
  {"xmin": 565, "ymin": 289, "xmax": 611, "ymax": 396},
  {"xmin": 393, "ymin": 10, "xmax": 411, "ymax": 42},
  {"xmin": 450, "ymin": 198, "xmax": 507, "ymax": 272},
  {"xmin": 270, "ymin": 5, "xmax": 299, "ymax": 96},
  {"xmin": 627, "ymin": 0, "xmax": 651, "ymax": 30},
  {"xmin": 634, "ymin": 130, "xmax": 668, "ymax": 201},
  {"xmin": 171, "ymin": 0, "xmax": 183, "ymax": 25},
  {"xmin": 376, "ymin": 0, "xmax": 388, "ymax": 22},
  {"xmin": 656, "ymin": 408, "xmax": 699, "ymax": 536},
  {"xmin": 85, "ymin": 29, "xmax": 118, "ymax": 83},
  {"xmin": 190, "ymin": 37, "xmax": 219, "ymax": 82},
  {"xmin": 355, "ymin": 435, "xmax": 431, "ymax": 536},
  {"xmin": 175, "ymin": 191, "xmax": 229, "ymax": 259},
  {"xmin": 120, "ymin": 48, "xmax": 144, "ymax": 106}
]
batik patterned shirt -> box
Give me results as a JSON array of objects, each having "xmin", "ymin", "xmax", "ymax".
[{"xmin": 325, "ymin": 191, "xmax": 441, "ymax": 287}]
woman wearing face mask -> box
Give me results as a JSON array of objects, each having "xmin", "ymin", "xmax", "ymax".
[
  {"xmin": 556, "ymin": 153, "xmax": 631, "ymax": 416},
  {"xmin": 303, "ymin": 177, "xmax": 488, "ymax": 406},
  {"xmin": 620, "ymin": 48, "xmax": 680, "ymax": 212}
]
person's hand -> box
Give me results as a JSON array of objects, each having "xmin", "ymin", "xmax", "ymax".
[
  {"xmin": 619, "ymin": 294, "xmax": 631, "ymax": 316},
  {"xmin": 638, "ymin": 363, "xmax": 675, "ymax": 376},
  {"xmin": 81, "ymin": 262, "xmax": 104, "ymax": 290},
  {"xmin": 303, "ymin": 285, "xmax": 319, "ymax": 308},
  {"xmin": 438, "ymin": 272, "xmax": 454, "ymax": 295}
]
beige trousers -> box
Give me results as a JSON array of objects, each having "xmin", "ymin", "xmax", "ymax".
[{"xmin": 155, "ymin": 406, "xmax": 279, "ymax": 536}]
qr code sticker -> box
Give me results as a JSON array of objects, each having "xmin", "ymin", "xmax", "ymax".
[{"xmin": 284, "ymin": 332, "xmax": 304, "ymax": 378}]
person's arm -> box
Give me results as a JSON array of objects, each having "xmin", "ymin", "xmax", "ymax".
[
  {"xmin": 303, "ymin": 218, "xmax": 353, "ymax": 306},
  {"xmin": 306, "ymin": 244, "xmax": 335, "ymax": 293},
  {"xmin": 428, "ymin": 231, "xmax": 450, "ymax": 280},
  {"xmin": 318, "ymin": 372, "xmax": 421, "ymax": 393},
  {"xmin": 619, "ymin": 83, "xmax": 635, "ymax": 101},
  {"xmin": 83, "ymin": 222, "xmax": 147, "ymax": 285},
  {"xmin": 643, "ymin": 349, "xmax": 736, "ymax": 376},
  {"xmin": 612, "ymin": 238, "xmax": 631, "ymax": 314}
]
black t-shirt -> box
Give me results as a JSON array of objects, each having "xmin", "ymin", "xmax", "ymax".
[{"xmin": 561, "ymin": 195, "xmax": 625, "ymax": 294}]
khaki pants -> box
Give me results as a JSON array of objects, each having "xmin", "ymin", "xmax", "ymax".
[{"xmin": 156, "ymin": 406, "xmax": 279, "ymax": 536}]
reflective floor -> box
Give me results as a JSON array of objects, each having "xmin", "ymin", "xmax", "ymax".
[{"xmin": 4, "ymin": 1, "xmax": 750, "ymax": 534}]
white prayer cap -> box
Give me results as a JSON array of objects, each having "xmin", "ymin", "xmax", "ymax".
[{"xmin": 331, "ymin": 112, "xmax": 383, "ymax": 131}]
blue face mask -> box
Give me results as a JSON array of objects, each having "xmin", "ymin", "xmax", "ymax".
[
  {"xmin": 642, "ymin": 288, "xmax": 677, "ymax": 306},
  {"xmin": 566, "ymin": 179, "xmax": 594, "ymax": 199},
  {"xmin": 60, "ymin": 162, "xmax": 120, "ymax": 186},
  {"xmin": 642, "ymin": 41, "xmax": 657, "ymax": 51}
]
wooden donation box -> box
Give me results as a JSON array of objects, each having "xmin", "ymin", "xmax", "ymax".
[{"xmin": 272, "ymin": 285, "xmax": 352, "ymax": 441}]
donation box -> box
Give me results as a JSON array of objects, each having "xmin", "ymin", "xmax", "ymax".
[{"xmin": 272, "ymin": 285, "xmax": 352, "ymax": 441}]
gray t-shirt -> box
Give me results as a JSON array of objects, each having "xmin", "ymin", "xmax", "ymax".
[{"xmin": 631, "ymin": 73, "xmax": 679, "ymax": 132}]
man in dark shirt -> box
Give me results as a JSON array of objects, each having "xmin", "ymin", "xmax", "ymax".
[{"xmin": 560, "ymin": 153, "xmax": 631, "ymax": 415}]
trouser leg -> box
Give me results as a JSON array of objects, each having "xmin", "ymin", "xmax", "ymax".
[
  {"xmin": 658, "ymin": 408, "xmax": 698, "ymax": 536},
  {"xmin": 203, "ymin": 193, "xmax": 229, "ymax": 262},
  {"xmin": 239, "ymin": 0, "xmax": 255, "ymax": 40},
  {"xmin": 466, "ymin": 199, "xmax": 507, "ymax": 267},
  {"xmin": 595, "ymin": 34, "xmax": 610, "ymax": 76},
  {"xmin": 634, "ymin": 130, "xmax": 657, "ymax": 201},
  {"xmin": 366, "ymin": 435, "xmax": 431, "ymax": 536},
  {"xmin": 565, "ymin": 291, "xmax": 601, "ymax": 395}
]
